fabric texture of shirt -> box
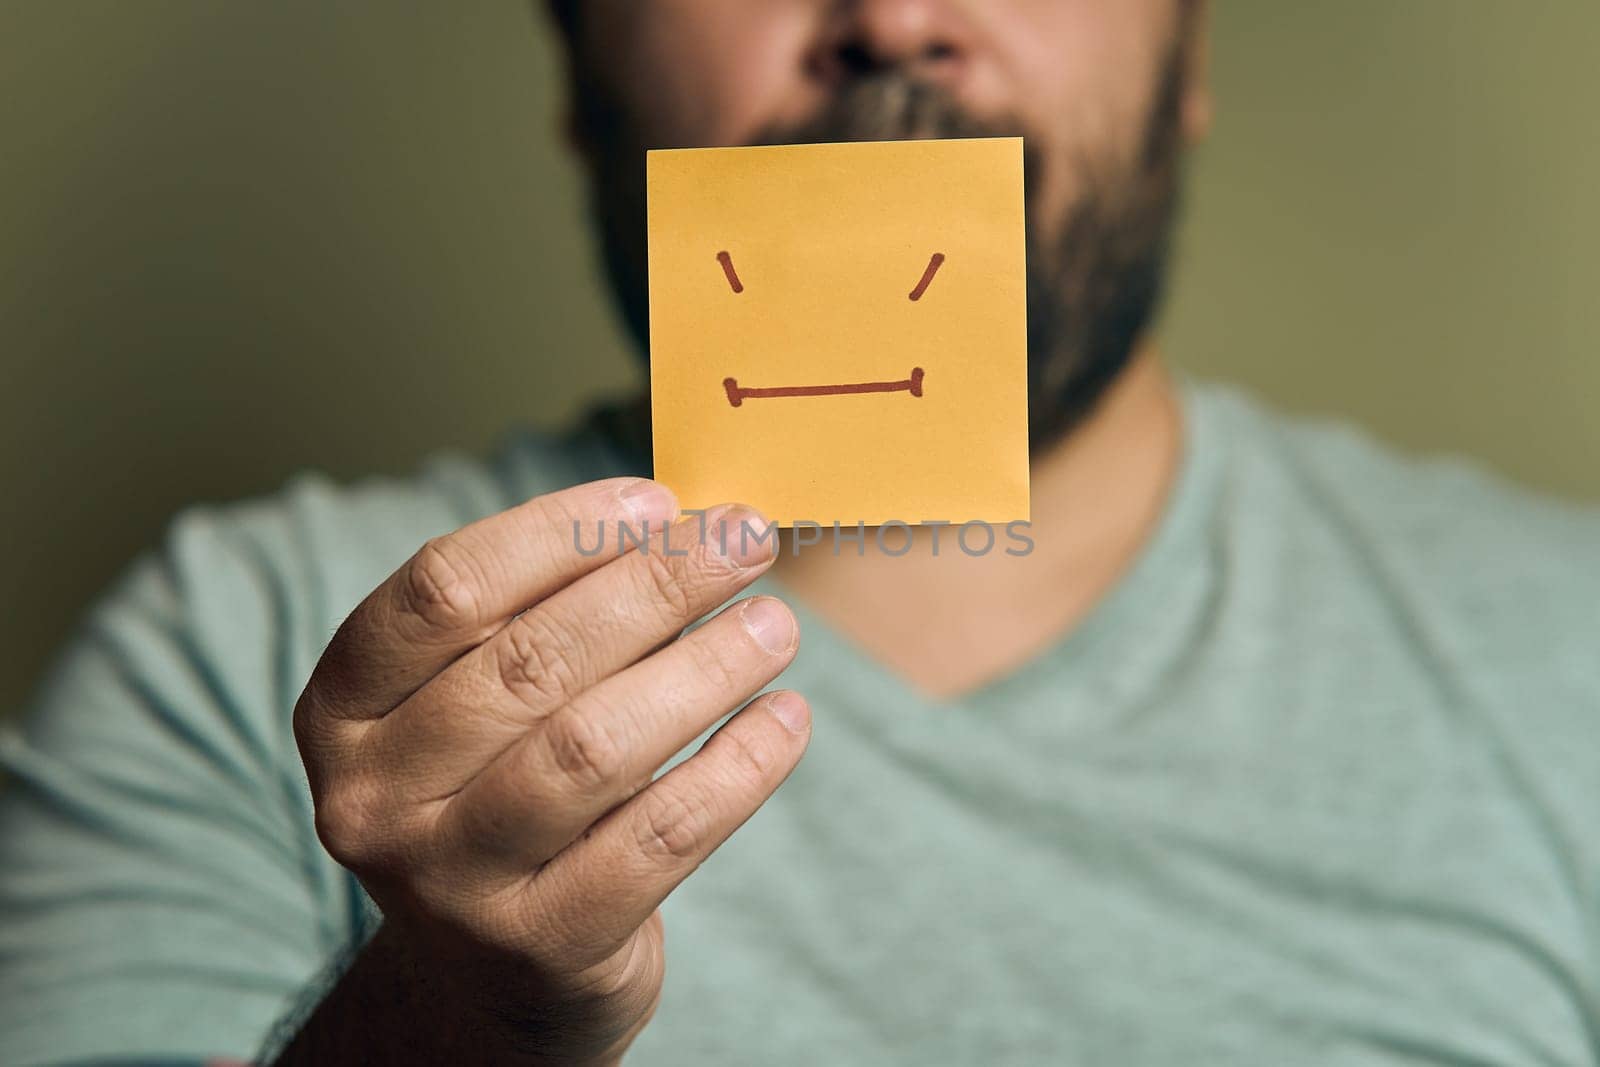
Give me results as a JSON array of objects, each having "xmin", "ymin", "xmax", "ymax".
[{"xmin": 2, "ymin": 383, "xmax": 1598, "ymax": 1065}]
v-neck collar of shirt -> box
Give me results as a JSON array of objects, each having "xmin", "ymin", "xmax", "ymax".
[{"xmin": 748, "ymin": 378, "xmax": 1227, "ymax": 741}]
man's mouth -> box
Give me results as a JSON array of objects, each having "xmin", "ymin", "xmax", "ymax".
[{"xmin": 723, "ymin": 367, "xmax": 925, "ymax": 408}]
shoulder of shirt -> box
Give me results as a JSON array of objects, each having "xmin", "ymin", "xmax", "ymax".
[
  {"xmin": 184, "ymin": 415, "xmax": 640, "ymax": 618},
  {"xmin": 1179, "ymin": 384, "xmax": 1599, "ymax": 880},
  {"xmin": 62, "ymin": 415, "xmax": 643, "ymax": 720},
  {"xmin": 1192, "ymin": 381, "xmax": 1600, "ymax": 654},
  {"xmin": 16, "ymin": 415, "xmax": 640, "ymax": 788}
]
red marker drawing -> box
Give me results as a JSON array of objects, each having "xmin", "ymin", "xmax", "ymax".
[
  {"xmin": 908, "ymin": 252, "xmax": 945, "ymax": 301},
  {"xmin": 724, "ymin": 367, "xmax": 924, "ymax": 408},
  {"xmin": 717, "ymin": 251, "xmax": 744, "ymax": 294}
]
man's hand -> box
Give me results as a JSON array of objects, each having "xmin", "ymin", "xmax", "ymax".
[{"xmin": 277, "ymin": 478, "xmax": 807, "ymax": 1065}]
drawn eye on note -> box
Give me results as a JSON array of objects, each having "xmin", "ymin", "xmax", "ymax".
[
  {"xmin": 716, "ymin": 250, "xmax": 744, "ymax": 294},
  {"xmin": 908, "ymin": 252, "xmax": 944, "ymax": 301},
  {"xmin": 718, "ymin": 251, "xmax": 941, "ymax": 408}
]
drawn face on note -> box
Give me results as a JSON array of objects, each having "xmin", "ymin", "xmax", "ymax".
[{"xmin": 647, "ymin": 137, "xmax": 1029, "ymax": 526}]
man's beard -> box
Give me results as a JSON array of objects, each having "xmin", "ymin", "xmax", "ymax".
[{"xmin": 581, "ymin": 53, "xmax": 1187, "ymax": 451}]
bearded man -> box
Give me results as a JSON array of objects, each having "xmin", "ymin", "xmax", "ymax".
[{"xmin": 4, "ymin": 3, "xmax": 1599, "ymax": 1065}]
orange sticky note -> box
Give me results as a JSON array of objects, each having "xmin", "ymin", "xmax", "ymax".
[{"xmin": 647, "ymin": 137, "xmax": 1029, "ymax": 526}]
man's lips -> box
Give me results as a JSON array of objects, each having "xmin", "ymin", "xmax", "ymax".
[{"xmin": 723, "ymin": 367, "xmax": 925, "ymax": 408}]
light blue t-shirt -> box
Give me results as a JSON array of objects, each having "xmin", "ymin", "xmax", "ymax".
[{"xmin": 3, "ymin": 383, "xmax": 1599, "ymax": 1065}]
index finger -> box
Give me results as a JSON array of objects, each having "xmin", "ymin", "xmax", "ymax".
[{"xmin": 299, "ymin": 477, "xmax": 679, "ymax": 726}]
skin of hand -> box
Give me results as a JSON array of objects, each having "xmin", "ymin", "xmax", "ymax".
[{"xmin": 276, "ymin": 477, "xmax": 808, "ymax": 1065}]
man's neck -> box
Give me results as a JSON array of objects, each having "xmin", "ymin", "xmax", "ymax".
[{"xmin": 769, "ymin": 349, "xmax": 1183, "ymax": 701}]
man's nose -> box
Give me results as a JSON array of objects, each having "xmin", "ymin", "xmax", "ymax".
[{"xmin": 809, "ymin": 0, "xmax": 972, "ymax": 83}]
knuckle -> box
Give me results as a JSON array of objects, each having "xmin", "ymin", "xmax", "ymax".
[
  {"xmin": 294, "ymin": 622, "xmax": 369, "ymax": 722},
  {"xmin": 524, "ymin": 489, "xmax": 584, "ymax": 536},
  {"xmin": 498, "ymin": 611, "xmax": 586, "ymax": 706},
  {"xmin": 545, "ymin": 709, "xmax": 627, "ymax": 792},
  {"xmin": 680, "ymin": 632, "xmax": 744, "ymax": 693},
  {"xmin": 313, "ymin": 783, "xmax": 381, "ymax": 867},
  {"xmin": 400, "ymin": 537, "xmax": 483, "ymax": 631},
  {"xmin": 290, "ymin": 690, "xmax": 324, "ymax": 755},
  {"xmin": 290, "ymin": 692, "xmax": 349, "ymax": 788},
  {"xmin": 637, "ymin": 549, "xmax": 695, "ymax": 619},
  {"xmin": 506, "ymin": 497, "xmax": 573, "ymax": 577},
  {"xmin": 716, "ymin": 722, "xmax": 777, "ymax": 783},
  {"xmin": 634, "ymin": 790, "xmax": 714, "ymax": 862}
]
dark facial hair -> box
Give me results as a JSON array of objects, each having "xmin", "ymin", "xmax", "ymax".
[{"xmin": 577, "ymin": 47, "xmax": 1187, "ymax": 451}]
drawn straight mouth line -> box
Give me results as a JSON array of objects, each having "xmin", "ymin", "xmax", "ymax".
[{"xmin": 723, "ymin": 367, "xmax": 925, "ymax": 408}]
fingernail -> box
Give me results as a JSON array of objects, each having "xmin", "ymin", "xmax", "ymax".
[
  {"xmin": 765, "ymin": 691, "xmax": 810, "ymax": 735},
  {"xmin": 619, "ymin": 480, "xmax": 677, "ymax": 524},
  {"xmin": 708, "ymin": 505, "xmax": 776, "ymax": 568},
  {"xmin": 740, "ymin": 597, "xmax": 796, "ymax": 655}
]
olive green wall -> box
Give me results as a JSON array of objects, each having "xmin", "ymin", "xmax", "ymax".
[{"xmin": 3, "ymin": 3, "xmax": 1597, "ymax": 714}]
